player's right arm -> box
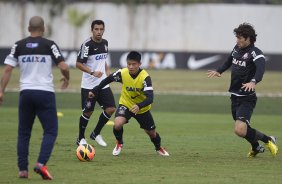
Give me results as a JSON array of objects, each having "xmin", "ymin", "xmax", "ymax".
[
  {"xmin": 207, "ymin": 49, "xmax": 233, "ymax": 78},
  {"xmin": 0, "ymin": 64, "xmax": 14, "ymax": 104},
  {"xmin": 89, "ymin": 69, "xmax": 122, "ymax": 98},
  {"xmin": 76, "ymin": 42, "xmax": 103, "ymax": 78},
  {"xmin": 0, "ymin": 43, "xmax": 18, "ymax": 104},
  {"xmin": 50, "ymin": 42, "xmax": 70, "ymax": 89}
]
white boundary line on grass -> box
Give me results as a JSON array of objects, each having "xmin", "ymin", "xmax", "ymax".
[
  {"xmin": 155, "ymin": 91, "xmax": 282, "ymax": 97},
  {"xmin": 6, "ymin": 88, "xmax": 282, "ymax": 97}
]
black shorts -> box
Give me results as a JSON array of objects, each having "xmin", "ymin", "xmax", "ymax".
[
  {"xmin": 81, "ymin": 87, "xmax": 116, "ymax": 112},
  {"xmin": 115, "ymin": 104, "xmax": 156, "ymax": 130},
  {"xmin": 230, "ymin": 94, "xmax": 257, "ymax": 125}
]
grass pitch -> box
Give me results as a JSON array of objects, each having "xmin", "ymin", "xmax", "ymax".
[
  {"xmin": 0, "ymin": 96, "xmax": 281, "ymax": 184},
  {"xmin": 0, "ymin": 67, "xmax": 281, "ymax": 183}
]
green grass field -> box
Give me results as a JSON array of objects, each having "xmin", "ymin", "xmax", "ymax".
[{"xmin": 0, "ymin": 67, "xmax": 281, "ymax": 183}]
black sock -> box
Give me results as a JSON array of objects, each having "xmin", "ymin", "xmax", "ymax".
[
  {"xmin": 245, "ymin": 126, "xmax": 270, "ymax": 146},
  {"xmin": 113, "ymin": 127, "xmax": 123, "ymax": 144},
  {"xmin": 251, "ymin": 142, "xmax": 260, "ymax": 151},
  {"xmin": 151, "ymin": 132, "xmax": 161, "ymax": 150},
  {"xmin": 79, "ymin": 114, "xmax": 90, "ymax": 140},
  {"xmin": 244, "ymin": 126, "xmax": 257, "ymax": 148},
  {"xmin": 255, "ymin": 130, "xmax": 270, "ymax": 144},
  {"xmin": 93, "ymin": 111, "xmax": 111, "ymax": 136}
]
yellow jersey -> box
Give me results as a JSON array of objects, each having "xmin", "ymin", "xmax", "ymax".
[{"xmin": 119, "ymin": 68, "xmax": 151, "ymax": 114}]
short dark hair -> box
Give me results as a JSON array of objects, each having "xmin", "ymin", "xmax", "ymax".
[
  {"xmin": 127, "ymin": 51, "xmax": 141, "ymax": 63},
  {"xmin": 234, "ymin": 23, "xmax": 257, "ymax": 44},
  {"xmin": 91, "ymin": 20, "xmax": 105, "ymax": 30},
  {"xmin": 28, "ymin": 16, "xmax": 44, "ymax": 32}
]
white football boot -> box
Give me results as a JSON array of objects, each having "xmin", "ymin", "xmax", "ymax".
[
  {"xmin": 112, "ymin": 142, "xmax": 123, "ymax": 156},
  {"xmin": 156, "ymin": 147, "xmax": 170, "ymax": 156}
]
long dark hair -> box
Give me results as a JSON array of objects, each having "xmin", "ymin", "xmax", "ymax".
[{"xmin": 234, "ymin": 23, "xmax": 257, "ymax": 44}]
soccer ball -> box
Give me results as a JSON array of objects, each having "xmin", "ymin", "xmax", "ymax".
[{"xmin": 76, "ymin": 144, "xmax": 95, "ymax": 161}]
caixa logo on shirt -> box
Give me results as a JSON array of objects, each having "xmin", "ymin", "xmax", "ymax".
[
  {"xmin": 126, "ymin": 86, "xmax": 142, "ymax": 92},
  {"xmin": 21, "ymin": 56, "xmax": 46, "ymax": 63},
  {"xmin": 95, "ymin": 53, "xmax": 107, "ymax": 60},
  {"xmin": 232, "ymin": 58, "xmax": 246, "ymax": 67}
]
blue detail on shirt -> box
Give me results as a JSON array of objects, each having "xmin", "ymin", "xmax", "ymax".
[{"xmin": 26, "ymin": 43, "xmax": 39, "ymax": 48}]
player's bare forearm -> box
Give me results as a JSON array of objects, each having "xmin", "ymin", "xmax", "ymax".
[
  {"xmin": 0, "ymin": 65, "xmax": 13, "ymax": 93},
  {"xmin": 76, "ymin": 62, "xmax": 103, "ymax": 77},
  {"xmin": 105, "ymin": 63, "xmax": 111, "ymax": 76},
  {"xmin": 76, "ymin": 62, "xmax": 91, "ymax": 74},
  {"xmin": 58, "ymin": 61, "xmax": 70, "ymax": 89},
  {"xmin": 0, "ymin": 65, "xmax": 13, "ymax": 103}
]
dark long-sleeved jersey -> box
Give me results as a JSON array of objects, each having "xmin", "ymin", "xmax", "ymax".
[{"xmin": 217, "ymin": 44, "xmax": 265, "ymax": 96}]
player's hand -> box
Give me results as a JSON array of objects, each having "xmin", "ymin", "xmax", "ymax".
[
  {"xmin": 60, "ymin": 77, "xmax": 69, "ymax": 89},
  {"xmin": 0, "ymin": 92, "xmax": 4, "ymax": 105},
  {"xmin": 130, "ymin": 105, "xmax": 140, "ymax": 114},
  {"xmin": 88, "ymin": 91, "xmax": 95, "ymax": 98},
  {"xmin": 92, "ymin": 71, "xmax": 103, "ymax": 78},
  {"xmin": 207, "ymin": 70, "xmax": 221, "ymax": 78},
  {"xmin": 241, "ymin": 82, "xmax": 256, "ymax": 92}
]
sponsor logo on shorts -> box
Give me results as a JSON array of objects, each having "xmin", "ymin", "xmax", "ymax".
[
  {"xmin": 86, "ymin": 101, "xmax": 91, "ymax": 108},
  {"xmin": 118, "ymin": 106, "xmax": 127, "ymax": 115}
]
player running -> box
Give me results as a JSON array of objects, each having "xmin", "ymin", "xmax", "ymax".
[
  {"xmin": 207, "ymin": 23, "xmax": 278, "ymax": 158},
  {"xmin": 89, "ymin": 51, "xmax": 169, "ymax": 156}
]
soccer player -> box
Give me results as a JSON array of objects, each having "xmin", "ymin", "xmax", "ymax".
[
  {"xmin": 89, "ymin": 51, "xmax": 169, "ymax": 156},
  {"xmin": 207, "ymin": 23, "xmax": 278, "ymax": 157},
  {"xmin": 0, "ymin": 16, "xmax": 70, "ymax": 179},
  {"xmin": 76, "ymin": 20, "xmax": 116, "ymax": 147}
]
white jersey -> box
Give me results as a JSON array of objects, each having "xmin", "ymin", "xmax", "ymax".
[
  {"xmin": 77, "ymin": 38, "xmax": 109, "ymax": 89},
  {"xmin": 4, "ymin": 37, "xmax": 64, "ymax": 92}
]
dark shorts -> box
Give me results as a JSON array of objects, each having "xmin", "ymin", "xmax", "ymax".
[
  {"xmin": 230, "ymin": 94, "xmax": 257, "ymax": 125},
  {"xmin": 81, "ymin": 87, "xmax": 116, "ymax": 112},
  {"xmin": 115, "ymin": 104, "xmax": 156, "ymax": 130}
]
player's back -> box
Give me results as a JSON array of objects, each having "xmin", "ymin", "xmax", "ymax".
[{"xmin": 5, "ymin": 36, "xmax": 64, "ymax": 92}]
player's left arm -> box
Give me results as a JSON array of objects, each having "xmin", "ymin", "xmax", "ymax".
[
  {"xmin": 105, "ymin": 63, "xmax": 111, "ymax": 76},
  {"xmin": 57, "ymin": 61, "xmax": 70, "ymax": 89},
  {"xmin": 50, "ymin": 42, "xmax": 70, "ymax": 89},
  {"xmin": 242, "ymin": 49, "xmax": 265, "ymax": 92},
  {"xmin": 138, "ymin": 76, "xmax": 154, "ymax": 107},
  {"xmin": 130, "ymin": 76, "xmax": 153, "ymax": 114}
]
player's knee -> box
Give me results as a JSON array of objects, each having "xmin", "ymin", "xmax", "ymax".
[
  {"xmin": 145, "ymin": 129, "xmax": 156, "ymax": 138},
  {"xmin": 114, "ymin": 121, "xmax": 124, "ymax": 130},
  {"xmin": 234, "ymin": 128, "xmax": 245, "ymax": 137},
  {"xmin": 114, "ymin": 123, "xmax": 122, "ymax": 130},
  {"xmin": 234, "ymin": 120, "xmax": 247, "ymax": 137}
]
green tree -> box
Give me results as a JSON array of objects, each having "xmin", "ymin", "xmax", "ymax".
[{"xmin": 67, "ymin": 7, "xmax": 90, "ymax": 48}]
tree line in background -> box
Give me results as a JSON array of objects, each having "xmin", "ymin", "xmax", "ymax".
[
  {"xmin": 1, "ymin": 0, "xmax": 281, "ymax": 48},
  {"xmin": 1, "ymin": 0, "xmax": 282, "ymax": 5}
]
